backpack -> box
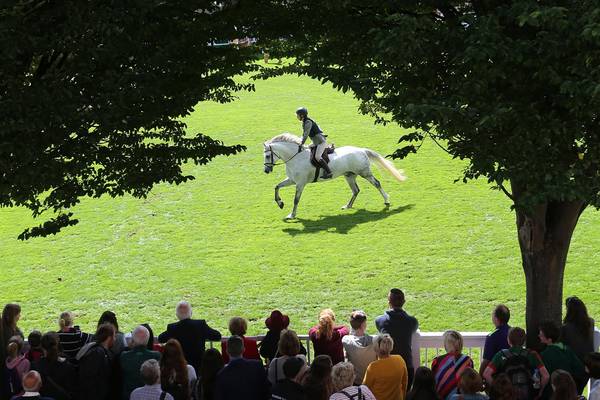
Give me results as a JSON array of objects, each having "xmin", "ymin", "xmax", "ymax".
[
  {"xmin": 498, "ymin": 349, "xmax": 534, "ymax": 400},
  {"xmin": 338, "ymin": 386, "xmax": 363, "ymax": 400}
]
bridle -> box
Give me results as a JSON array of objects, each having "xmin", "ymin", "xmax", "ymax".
[{"xmin": 264, "ymin": 144, "xmax": 303, "ymax": 167}]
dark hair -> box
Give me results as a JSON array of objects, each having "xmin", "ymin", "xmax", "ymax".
[
  {"xmin": 95, "ymin": 323, "xmax": 115, "ymax": 343},
  {"xmin": 389, "ymin": 288, "xmax": 405, "ymax": 308},
  {"xmin": 28, "ymin": 330, "xmax": 42, "ymax": 349},
  {"xmin": 550, "ymin": 369, "xmax": 578, "ymax": 400},
  {"xmin": 97, "ymin": 311, "xmax": 119, "ymax": 331},
  {"xmin": 227, "ymin": 335, "xmax": 244, "ymax": 358},
  {"xmin": 406, "ymin": 366, "xmax": 439, "ymax": 400},
  {"xmin": 228, "ymin": 317, "xmax": 248, "ymax": 336},
  {"xmin": 278, "ymin": 329, "xmax": 301, "ymax": 356},
  {"xmin": 200, "ymin": 348, "xmax": 224, "ymax": 400},
  {"xmin": 160, "ymin": 339, "xmax": 189, "ymax": 394},
  {"xmin": 349, "ymin": 311, "xmax": 367, "ymax": 330},
  {"xmin": 283, "ymin": 356, "xmax": 305, "ymax": 379},
  {"xmin": 41, "ymin": 332, "xmax": 61, "ymax": 363},
  {"xmin": 539, "ymin": 321, "xmax": 561, "ymax": 343},
  {"xmin": 1, "ymin": 304, "xmax": 21, "ymax": 343},
  {"xmin": 489, "ymin": 373, "xmax": 515, "ymax": 400},
  {"xmin": 141, "ymin": 323, "xmax": 155, "ymax": 351},
  {"xmin": 458, "ymin": 368, "xmax": 483, "ymax": 395},
  {"xmin": 493, "ymin": 305, "xmax": 510, "ymax": 325},
  {"xmin": 302, "ymin": 355, "xmax": 334, "ymax": 400},
  {"xmin": 508, "ymin": 327, "xmax": 526, "ymax": 347},
  {"xmin": 585, "ymin": 352, "xmax": 600, "ymax": 379},
  {"xmin": 564, "ymin": 296, "xmax": 592, "ymax": 339}
]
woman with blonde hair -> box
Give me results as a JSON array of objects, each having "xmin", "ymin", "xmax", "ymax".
[
  {"xmin": 431, "ymin": 330, "xmax": 474, "ymax": 400},
  {"xmin": 363, "ymin": 334, "xmax": 408, "ymax": 400},
  {"xmin": 309, "ymin": 309, "xmax": 349, "ymax": 365},
  {"xmin": 330, "ymin": 361, "xmax": 376, "ymax": 399},
  {"xmin": 56, "ymin": 311, "xmax": 91, "ymax": 361}
]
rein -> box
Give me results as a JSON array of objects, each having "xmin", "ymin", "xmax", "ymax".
[{"xmin": 264, "ymin": 145, "xmax": 303, "ymax": 167}]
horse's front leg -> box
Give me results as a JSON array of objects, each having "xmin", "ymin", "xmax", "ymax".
[
  {"xmin": 274, "ymin": 178, "xmax": 293, "ymax": 209},
  {"xmin": 286, "ymin": 184, "xmax": 305, "ymax": 219}
]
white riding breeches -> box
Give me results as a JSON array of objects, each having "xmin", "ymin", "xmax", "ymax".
[{"xmin": 313, "ymin": 141, "xmax": 328, "ymax": 162}]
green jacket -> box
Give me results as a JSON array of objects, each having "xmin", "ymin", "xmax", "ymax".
[
  {"xmin": 541, "ymin": 342, "xmax": 585, "ymax": 399},
  {"xmin": 120, "ymin": 346, "xmax": 161, "ymax": 400}
]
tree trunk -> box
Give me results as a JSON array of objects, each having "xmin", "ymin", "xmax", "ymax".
[{"xmin": 512, "ymin": 182, "xmax": 586, "ymax": 350}]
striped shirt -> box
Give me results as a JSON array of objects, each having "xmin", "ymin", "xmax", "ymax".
[
  {"xmin": 57, "ymin": 327, "xmax": 90, "ymax": 361},
  {"xmin": 130, "ymin": 384, "xmax": 174, "ymax": 400},
  {"xmin": 431, "ymin": 353, "xmax": 473, "ymax": 400}
]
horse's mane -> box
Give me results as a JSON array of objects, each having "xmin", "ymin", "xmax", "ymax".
[{"xmin": 266, "ymin": 133, "xmax": 301, "ymax": 145}]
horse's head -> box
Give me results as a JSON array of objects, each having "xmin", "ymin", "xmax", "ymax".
[{"xmin": 263, "ymin": 143, "xmax": 276, "ymax": 174}]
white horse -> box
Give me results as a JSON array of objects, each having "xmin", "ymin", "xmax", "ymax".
[{"xmin": 263, "ymin": 133, "xmax": 407, "ymax": 219}]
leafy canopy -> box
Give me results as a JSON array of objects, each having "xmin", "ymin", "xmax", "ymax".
[
  {"xmin": 0, "ymin": 0, "xmax": 259, "ymax": 239},
  {"xmin": 256, "ymin": 0, "xmax": 600, "ymax": 208}
]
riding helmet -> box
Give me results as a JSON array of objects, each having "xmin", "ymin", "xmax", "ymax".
[{"xmin": 295, "ymin": 107, "xmax": 308, "ymax": 118}]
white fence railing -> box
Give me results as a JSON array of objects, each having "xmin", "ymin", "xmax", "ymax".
[{"xmin": 210, "ymin": 328, "xmax": 600, "ymax": 368}]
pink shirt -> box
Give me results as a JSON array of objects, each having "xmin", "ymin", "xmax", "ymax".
[{"xmin": 309, "ymin": 325, "xmax": 349, "ymax": 364}]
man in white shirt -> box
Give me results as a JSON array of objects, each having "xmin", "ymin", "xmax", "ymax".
[{"xmin": 342, "ymin": 310, "xmax": 377, "ymax": 384}]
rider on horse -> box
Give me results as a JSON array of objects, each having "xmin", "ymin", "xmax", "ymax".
[{"xmin": 296, "ymin": 107, "xmax": 333, "ymax": 179}]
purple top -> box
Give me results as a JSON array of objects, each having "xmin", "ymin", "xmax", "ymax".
[{"xmin": 483, "ymin": 324, "xmax": 510, "ymax": 361}]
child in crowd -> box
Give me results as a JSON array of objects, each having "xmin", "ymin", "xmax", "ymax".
[
  {"xmin": 25, "ymin": 330, "xmax": 43, "ymax": 363},
  {"xmin": 449, "ymin": 368, "xmax": 488, "ymax": 400}
]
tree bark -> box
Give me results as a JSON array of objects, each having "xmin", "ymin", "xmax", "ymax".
[{"xmin": 511, "ymin": 181, "xmax": 586, "ymax": 350}]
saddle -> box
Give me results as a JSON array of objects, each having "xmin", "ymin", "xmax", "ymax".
[
  {"xmin": 309, "ymin": 144, "xmax": 335, "ymax": 167},
  {"xmin": 309, "ymin": 144, "xmax": 335, "ymax": 182}
]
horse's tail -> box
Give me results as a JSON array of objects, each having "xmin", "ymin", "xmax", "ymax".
[{"xmin": 365, "ymin": 149, "xmax": 407, "ymax": 182}]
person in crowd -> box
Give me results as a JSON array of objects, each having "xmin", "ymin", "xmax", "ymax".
[
  {"xmin": 10, "ymin": 370, "xmax": 53, "ymax": 400},
  {"xmin": 302, "ymin": 355, "xmax": 334, "ymax": 400},
  {"xmin": 31, "ymin": 332, "xmax": 77, "ymax": 400},
  {"xmin": 76, "ymin": 323, "xmax": 116, "ymax": 400},
  {"xmin": 141, "ymin": 323, "xmax": 163, "ymax": 352},
  {"xmin": 330, "ymin": 361, "xmax": 376, "ymax": 400},
  {"xmin": 561, "ymin": 297, "xmax": 595, "ymax": 363},
  {"xmin": 585, "ymin": 352, "xmax": 600, "ymax": 400},
  {"xmin": 406, "ymin": 367, "xmax": 439, "ymax": 400},
  {"xmin": 449, "ymin": 368, "xmax": 488, "ymax": 400},
  {"xmin": 221, "ymin": 317, "xmax": 260, "ymax": 364},
  {"xmin": 363, "ymin": 333, "xmax": 408, "ymax": 400},
  {"xmin": 482, "ymin": 327, "xmax": 549, "ymax": 399},
  {"xmin": 260, "ymin": 310, "xmax": 290, "ymax": 363},
  {"xmin": 199, "ymin": 348, "xmax": 224, "ymax": 400},
  {"xmin": 342, "ymin": 310, "xmax": 377, "ymax": 385},
  {"xmin": 4, "ymin": 335, "xmax": 31, "ymax": 398},
  {"xmin": 309, "ymin": 309, "xmax": 349, "ymax": 365},
  {"xmin": 268, "ymin": 329, "xmax": 307, "ymax": 385},
  {"xmin": 56, "ymin": 311, "xmax": 91, "ymax": 362},
  {"xmin": 160, "ymin": 338, "xmax": 196, "ymax": 400},
  {"xmin": 1, "ymin": 304, "xmax": 23, "ymax": 351},
  {"xmin": 25, "ymin": 331, "xmax": 43, "ymax": 363},
  {"xmin": 431, "ymin": 330, "xmax": 474, "ymax": 400},
  {"xmin": 479, "ymin": 305, "xmax": 510, "ymax": 376},
  {"xmin": 158, "ymin": 301, "xmax": 222, "ymax": 372},
  {"xmin": 270, "ymin": 356, "xmax": 307, "ymax": 400},
  {"xmin": 538, "ymin": 320, "xmax": 586, "ymax": 397},
  {"xmin": 487, "ymin": 373, "xmax": 515, "ymax": 400},
  {"xmin": 120, "ymin": 325, "xmax": 161, "ymax": 400},
  {"xmin": 376, "ymin": 288, "xmax": 419, "ymax": 387},
  {"xmin": 549, "ymin": 369, "xmax": 582, "ymax": 400},
  {"xmin": 214, "ymin": 335, "xmax": 269, "ymax": 400},
  {"xmin": 97, "ymin": 310, "xmax": 126, "ymax": 356},
  {"xmin": 130, "ymin": 359, "xmax": 175, "ymax": 400}
]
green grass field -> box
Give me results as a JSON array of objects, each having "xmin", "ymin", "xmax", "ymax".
[{"xmin": 1, "ymin": 71, "xmax": 599, "ymax": 339}]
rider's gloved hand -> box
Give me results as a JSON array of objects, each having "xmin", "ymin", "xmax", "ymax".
[{"xmin": 298, "ymin": 145, "xmax": 303, "ymax": 153}]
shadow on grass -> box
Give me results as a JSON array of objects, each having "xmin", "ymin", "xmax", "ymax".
[{"xmin": 282, "ymin": 204, "xmax": 415, "ymax": 236}]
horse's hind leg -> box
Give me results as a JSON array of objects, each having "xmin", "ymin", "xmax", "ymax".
[
  {"xmin": 342, "ymin": 173, "xmax": 360, "ymax": 209},
  {"xmin": 364, "ymin": 174, "xmax": 390, "ymax": 206}
]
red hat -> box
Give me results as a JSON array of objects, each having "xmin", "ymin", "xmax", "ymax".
[{"xmin": 265, "ymin": 310, "xmax": 290, "ymax": 331}]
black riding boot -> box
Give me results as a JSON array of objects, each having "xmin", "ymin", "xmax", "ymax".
[{"xmin": 319, "ymin": 159, "xmax": 333, "ymax": 179}]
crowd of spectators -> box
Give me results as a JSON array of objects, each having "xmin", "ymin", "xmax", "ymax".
[{"xmin": 0, "ymin": 291, "xmax": 597, "ymax": 400}]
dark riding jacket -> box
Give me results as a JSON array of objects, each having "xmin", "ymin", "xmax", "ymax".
[{"xmin": 301, "ymin": 118, "xmax": 325, "ymax": 145}]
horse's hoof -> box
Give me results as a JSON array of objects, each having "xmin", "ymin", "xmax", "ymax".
[
  {"xmin": 285, "ymin": 214, "xmax": 295, "ymax": 220},
  {"xmin": 342, "ymin": 205, "xmax": 352, "ymax": 210},
  {"xmin": 277, "ymin": 201, "xmax": 284, "ymax": 209},
  {"xmin": 384, "ymin": 202, "xmax": 390, "ymax": 208}
]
